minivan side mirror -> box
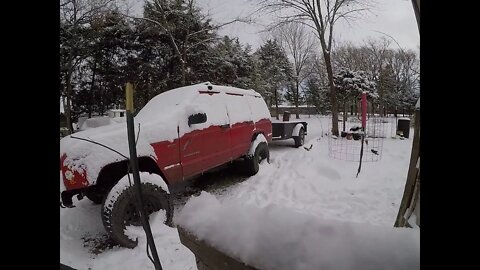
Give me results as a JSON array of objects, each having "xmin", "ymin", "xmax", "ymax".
[{"xmin": 188, "ymin": 113, "xmax": 207, "ymax": 126}]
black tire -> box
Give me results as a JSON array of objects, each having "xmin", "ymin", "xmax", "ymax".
[
  {"xmin": 101, "ymin": 180, "xmax": 173, "ymax": 248},
  {"xmin": 245, "ymin": 142, "xmax": 269, "ymax": 176},
  {"xmin": 294, "ymin": 128, "xmax": 305, "ymax": 148}
]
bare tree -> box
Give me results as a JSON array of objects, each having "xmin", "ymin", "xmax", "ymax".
[
  {"xmin": 259, "ymin": 0, "xmax": 371, "ymax": 135},
  {"xmin": 272, "ymin": 22, "xmax": 315, "ymax": 119}
]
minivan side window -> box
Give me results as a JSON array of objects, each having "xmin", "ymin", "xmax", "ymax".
[{"xmin": 190, "ymin": 93, "xmax": 229, "ymax": 128}]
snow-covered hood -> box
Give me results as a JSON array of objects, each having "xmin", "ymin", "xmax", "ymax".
[
  {"xmin": 60, "ymin": 84, "xmax": 201, "ymax": 185},
  {"xmin": 60, "ymin": 116, "xmax": 180, "ymax": 185}
]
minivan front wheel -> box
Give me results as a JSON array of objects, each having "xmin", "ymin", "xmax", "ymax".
[
  {"xmin": 101, "ymin": 174, "xmax": 172, "ymax": 248},
  {"xmin": 245, "ymin": 141, "xmax": 269, "ymax": 176}
]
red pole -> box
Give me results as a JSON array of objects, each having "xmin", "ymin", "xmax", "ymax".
[{"xmin": 361, "ymin": 92, "xmax": 367, "ymax": 129}]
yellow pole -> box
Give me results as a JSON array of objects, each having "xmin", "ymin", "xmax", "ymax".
[
  {"xmin": 126, "ymin": 82, "xmax": 134, "ymax": 112},
  {"xmin": 124, "ymin": 82, "xmax": 163, "ymax": 269}
]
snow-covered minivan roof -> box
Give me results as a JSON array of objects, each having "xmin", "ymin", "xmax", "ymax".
[{"xmin": 135, "ymin": 82, "xmax": 262, "ymax": 122}]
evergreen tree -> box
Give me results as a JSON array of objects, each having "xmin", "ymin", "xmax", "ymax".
[
  {"xmin": 255, "ymin": 39, "xmax": 293, "ymax": 119},
  {"xmin": 304, "ymin": 76, "xmax": 330, "ymax": 114},
  {"xmin": 143, "ymin": 0, "xmax": 217, "ymax": 88}
]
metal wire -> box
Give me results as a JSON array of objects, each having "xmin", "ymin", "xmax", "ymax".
[{"xmin": 328, "ymin": 114, "xmax": 388, "ymax": 162}]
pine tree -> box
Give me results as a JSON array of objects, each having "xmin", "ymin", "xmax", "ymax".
[
  {"xmin": 143, "ymin": 0, "xmax": 217, "ymax": 88},
  {"xmin": 256, "ymin": 40, "xmax": 293, "ymax": 119},
  {"xmin": 304, "ymin": 76, "xmax": 330, "ymax": 114}
]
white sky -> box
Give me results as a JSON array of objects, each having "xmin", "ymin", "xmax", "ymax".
[
  {"xmin": 127, "ymin": 0, "xmax": 419, "ymax": 52},
  {"xmin": 197, "ymin": 0, "xmax": 419, "ymax": 52}
]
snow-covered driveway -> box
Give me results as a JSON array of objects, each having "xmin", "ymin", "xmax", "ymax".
[
  {"xmin": 60, "ymin": 115, "xmax": 414, "ymax": 269},
  {"xmin": 219, "ymin": 115, "xmax": 413, "ymax": 226}
]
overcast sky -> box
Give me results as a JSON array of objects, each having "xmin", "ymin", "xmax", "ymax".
[
  {"xmin": 127, "ymin": 0, "xmax": 419, "ymax": 52},
  {"xmin": 198, "ymin": 0, "xmax": 419, "ymax": 52}
]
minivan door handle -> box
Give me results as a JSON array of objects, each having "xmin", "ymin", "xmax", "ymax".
[{"xmin": 220, "ymin": 124, "xmax": 230, "ymax": 129}]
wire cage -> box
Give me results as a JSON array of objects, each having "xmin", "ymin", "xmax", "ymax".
[
  {"xmin": 328, "ymin": 93, "xmax": 392, "ymax": 162},
  {"xmin": 328, "ymin": 119, "xmax": 384, "ymax": 162}
]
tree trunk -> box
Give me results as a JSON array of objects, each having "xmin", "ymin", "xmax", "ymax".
[
  {"xmin": 65, "ymin": 68, "xmax": 74, "ymax": 134},
  {"xmin": 295, "ymin": 80, "xmax": 300, "ymax": 119},
  {"xmin": 182, "ymin": 27, "xmax": 190, "ymax": 87},
  {"xmin": 99, "ymin": 84, "xmax": 105, "ymax": 115},
  {"xmin": 180, "ymin": 59, "xmax": 186, "ymax": 86},
  {"xmin": 323, "ymin": 53, "xmax": 339, "ymax": 136},
  {"xmin": 61, "ymin": 96, "xmax": 67, "ymax": 116},
  {"xmin": 350, "ymin": 103, "xmax": 353, "ymax": 116},
  {"xmin": 343, "ymin": 101, "xmax": 347, "ymax": 132},
  {"xmin": 88, "ymin": 58, "xmax": 97, "ymax": 118},
  {"xmin": 274, "ymin": 87, "xmax": 279, "ymax": 120}
]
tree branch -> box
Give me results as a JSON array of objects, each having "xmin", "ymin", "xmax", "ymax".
[{"xmin": 121, "ymin": 13, "xmax": 185, "ymax": 64}]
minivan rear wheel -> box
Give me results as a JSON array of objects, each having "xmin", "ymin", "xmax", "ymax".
[{"xmin": 244, "ymin": 142, "xmax": 269, "ymax": 176}]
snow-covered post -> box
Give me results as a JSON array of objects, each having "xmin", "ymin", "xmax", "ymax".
[{"xmin": 395, "ymin": 99, "xmax": 420, "ymax": 227}]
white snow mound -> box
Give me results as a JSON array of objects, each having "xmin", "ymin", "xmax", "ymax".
[{"xmin": 176, "ymin": 191, "xmax": 419, "ymax": 270}]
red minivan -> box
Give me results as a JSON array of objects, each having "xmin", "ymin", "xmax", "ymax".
[{"xmin": 60, "ymin": 82, "xmax": 272, "ymax": 247}]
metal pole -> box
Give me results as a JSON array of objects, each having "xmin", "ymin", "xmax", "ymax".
[
  {"xmin": 125, "ymin": 83, "xmax": 163, "ymax": 270},
  {"xmin": 357, "ymin": 93, "xmax": 367, "ymax": 178}
]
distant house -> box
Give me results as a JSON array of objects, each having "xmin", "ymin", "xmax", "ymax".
[
  {"xmin": 108, "ymin": 109, "xmax": 126, "ymax": 118},
  {"xmin": 77, "ymin": 109, "xmax": 126, "ymax": 131}
]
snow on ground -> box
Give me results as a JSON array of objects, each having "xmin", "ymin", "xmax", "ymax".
[
  {"xmin": 216, "ymin": 115, "xmax": 414, "ymax": 226},
  {"xmin": 60, "ymin": 114, "xmax": 415, "ymax": 269},
  {"xmin": 60, "ymin": 196, "xmax": 196, "ymax": 270},
  {"xmin": 177, "ymin": 192, "xmax": 419, "ymax": 270}
]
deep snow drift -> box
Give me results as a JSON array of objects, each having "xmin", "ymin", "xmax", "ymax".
[{"xmin": 177, "ymin": 191, "xmax": 419, "ymax": 270}]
